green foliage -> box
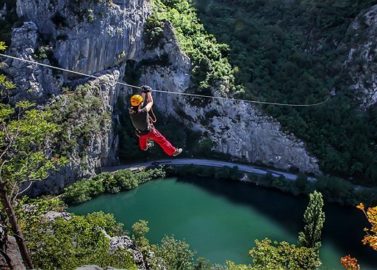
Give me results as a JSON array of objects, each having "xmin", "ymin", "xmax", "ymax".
[
  {"xmin": 33, "ymin": 45, "xmax": 53, "ymax": 60},
  {"xmin": 145, "ymin": 0, "xmax": 242, "ymax": 96},
  {"xmin": 226, "ymin": 261, "xmax": 252, "ymax": 270},
  {"xmin": 18, "ymin": 200, "xmax": 135, "ymax": 270},
  {"xmin": 62, "ymin": 168, "xmax": 166, "ymax": 205},
  {"xmin": 194, "ymin": 0, "xmax": 377, "ymax": 186},
  {"xmin": 132, "ymin": 219, "xmax": 150, "ymax": 250},
  {"xmin": 248, "ymin": 238, "xmax": 321, "ymax": 270},
  {"xmin": 155, "ymin": 235, "xmax": 196, "ymax": 270},
  {"xmin": 0, "ymin": 42, "xmax": 16, "ymax": 92},
  {"xmin": 144, "ymin": 13, "xmax": 165, "ymax": 49},
  {"xmin": 0, "ymin": 99, "xmax": 65, "ymax": 193},
  {"xmin": 298, "ymin": 191, "xmax": 325, "ymax": 256},
  {"xmin": 48, "ymin": 83, "xmax": 111, "ymax": 157}
]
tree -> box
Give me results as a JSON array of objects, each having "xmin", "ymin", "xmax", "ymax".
[
  {"xmin": 248, "ymin": 238, "xmax": 321, "ymax": 270},
  {"xmin": 340, "ymin": 255, "xmax": 360, "ymax": 270},
  {"xmin": 0, "ymin": 42, "xmax": 64, "ymax": 268},
  {"xmin": 155, "ymin": 235, "xmax": 195, "ymax": 270},
  {"xmin": 357, "ymin": 203, "xmax": 377, "ymax": 251},
  {"xmin": 132, "ymin": 220, "xmax": 150, "ymax": 250},
  {"xmin": 298, "ymin": 191, "xmax": 325, "ymax": 251}
]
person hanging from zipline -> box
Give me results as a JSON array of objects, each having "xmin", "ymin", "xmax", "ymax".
[{"xmin": 129, "ymin": 85, "xmax": 183, "ymax": 157}]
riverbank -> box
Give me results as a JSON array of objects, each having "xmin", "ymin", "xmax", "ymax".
[{"xmin": 103, "ymin": 159, "xmax": 377, "ymax": 206}]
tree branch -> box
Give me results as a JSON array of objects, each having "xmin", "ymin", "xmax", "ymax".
[
  {"xmin": 16, "ymin": 181, "xmax": 34, "ymax": 198},
  {"xmin": 0, "ymin": 127, "xmax": 20, "ymax": 162}
]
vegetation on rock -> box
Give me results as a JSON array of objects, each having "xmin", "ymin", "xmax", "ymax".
[
  {"xmin": 144, "ymin": 0, "xmax": 243, "ymax": 96},
  {"xmin": 0, "ymin": 42, "xmax": 66, "ymax": 269},
  {"xmin": 48, "ymin": 84, "xmax": 111, "ymax": 157},
  {"xmin": 193, "ymin": 0, "xmax": 377, "ymax": 186}
]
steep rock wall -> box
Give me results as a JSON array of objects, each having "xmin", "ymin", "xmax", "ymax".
[
  {"xmin": 4, "ymin": 0, "xmax": 151, "ymax": 195},
  {"xmin": 140, "ymin": 23, "xmax": 320, "ymax": 173},
  {"xmin": 16, "ymin": 0, "xmax": 149, "ymax": 74},
  {"xmin": 344, "ymin": 4, "xmax": 377, "ymax": 108},
  {"xmin": 29, "ymin": 71, "xmax": 122, "ymax": 196},
  {"xmin": 7, "ymin": 0, "xmax": 149, "ymax": 103}
]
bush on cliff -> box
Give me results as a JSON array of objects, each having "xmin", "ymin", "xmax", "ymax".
[{"xmin": 144, "ymin": 0, "xmax": 243, "ymax": 96}]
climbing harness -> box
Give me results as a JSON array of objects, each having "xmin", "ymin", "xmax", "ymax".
[{"xmin": 0, "ymin": 53, "xmax": 331, "ymax": 107}]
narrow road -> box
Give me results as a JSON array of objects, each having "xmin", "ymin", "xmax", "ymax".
[{"xmin": 104, "ymin": 158, "xmax": 310, "ymax": 181}]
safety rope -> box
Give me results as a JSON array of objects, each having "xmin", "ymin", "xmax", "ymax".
[
  {"xmin": 0, "ymin": 52, "xmax": 331, "ymax": 107},
  {"xmin": 149, "ymin": 108, "xmax": 157, "ymax": 123}
]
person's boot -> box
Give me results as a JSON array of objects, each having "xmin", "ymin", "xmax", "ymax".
[
  {"xmin": 143, "ymin": 140, "xmax": 154, "ymax": 151},
  {"xmin": 146, "ymin": 140, "xmax": 154, "ymax": 150},
  {"xmin": 173, "ymin": 148, "xmax": 182, "ymax": 156}
]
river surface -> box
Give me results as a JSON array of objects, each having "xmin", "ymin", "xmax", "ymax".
[{"xmin": 69, "ymin": 177, "xmax": 377, "ymax": 269}]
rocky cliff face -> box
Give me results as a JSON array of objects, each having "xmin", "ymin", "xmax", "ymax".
[
  {"xmin": 7, "ymin": 0, "xmax": 149, "ymax": 103},
  {"xmin": 4, "ymin": 0, "xmax": 151, "ymax": 195},
  {"xmin": 4, "ymin": 0, "xmax": 322, "ymax": 196},
  {"xmin": 29, "ymin": 71, "xmax": 122, "ymax": 196},
  {"xmin": 344, "ymin": 4, "xmax": 377, "ymax": 108},
  {"xmin": 140, "ymin": 22, "xmax": 320, "ymax": 173}
]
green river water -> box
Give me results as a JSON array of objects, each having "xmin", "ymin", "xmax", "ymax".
[{"xmin": 69, "ymin": 177, "xmax": 377, "ymax": 269}]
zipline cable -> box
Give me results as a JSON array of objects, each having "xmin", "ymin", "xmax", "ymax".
[{"xmin": 0, "ymin": 52, "xmax": 331, "ymax": 107}]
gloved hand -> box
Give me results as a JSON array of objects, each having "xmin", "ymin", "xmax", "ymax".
[{"xmin": 141, "ymin": 85, "xmax": 152, "ymax": 93}]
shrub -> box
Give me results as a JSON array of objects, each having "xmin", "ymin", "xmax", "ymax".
[{"xmin": 62, "ymin": 168, "xmax": 166, "ymax": 205}]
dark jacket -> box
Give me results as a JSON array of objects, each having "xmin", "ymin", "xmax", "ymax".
[{"xmin": 129, "ymin": 107, "xmax": 152, "ymax": 134}]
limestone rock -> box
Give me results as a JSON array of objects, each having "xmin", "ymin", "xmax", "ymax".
[
  {"xmin": 43, "ymin": 211, "xmax": 71, "ymax": 222},
  {"xmin": 29, "ymin": 70, "xmax": 122, "ymax": 196},
  {"xmin": 76, "ymin": 266, "xmax": 106, "ymax": 270},
  {"xmin": 105, "ymin": 234, "xmax": 147, "ymax": 270},
  {"xmin": 16, "ymin": 0, "xmax": 150, "ymax": 74},
  {"xmin": 343, "ymin": 4, "xmax": 377, "ymax": 108},
  {"xmin": 4, "ymin": 21, "xmax": 62, "ymax": 103},
  {"xmin": 140, "ymin": 22, "xmax": 320, "ymax": 174},
  {"xmin": 5, "ymin": 0, "xmax": 151, "ymax": 195},
  {"xmin": 0, "ymin": 236, "xmax": 26, "ymax": 270}
]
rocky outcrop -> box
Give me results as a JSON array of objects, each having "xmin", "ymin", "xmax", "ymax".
[
  {"xmin": 6, "ymin": 0, "xmax": 149, "ymax": 103},
  {"xmin": 5, "ymin": 21, "xmax": 62, "ymax": 103},
  {"xmin": 344, "ymin": 4, "xmax": 377, "ymax": 108},
  {"xmin": 4, "ymin": 0, "xmax": 151, "ymax": 195},
  {"xmin": 16, "ymin": 0, "xmax": 150, "ymax": 74},
  {"xmin": 108, "ymin": 235, "xmax": 147, "ymax": 270},
  {"xmin": 76, "ymin": 266, "xmax": 106, "ymax": 270},
  {"xmin": 29, "ymin": 71, "xmax": 122, "ymax": 196},
  {"xmin": 0, "ymin": 237, "xmax": 25, "ymax": 270},
  {"xmin": 140, "ymin": 22, "xmax": 320, "ymax": 173}
]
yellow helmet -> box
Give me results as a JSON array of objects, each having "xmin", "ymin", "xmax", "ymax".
[{"xmin": 130, "ymin": 94, "xmax": 144, "ymax": 107}]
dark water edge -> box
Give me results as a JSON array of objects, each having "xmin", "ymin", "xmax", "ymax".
[
  {"xmin": 69, "ymin": 177, "xmax": 377, "ymax": 269},
  {"xmin": 177, "ymin": 177, "xmax": 377, "ymax": 268}
]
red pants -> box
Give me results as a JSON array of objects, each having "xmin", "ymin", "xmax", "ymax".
[{"xmin": 139, "ymin": 128, "xmax": 176, "ymax": 156}]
